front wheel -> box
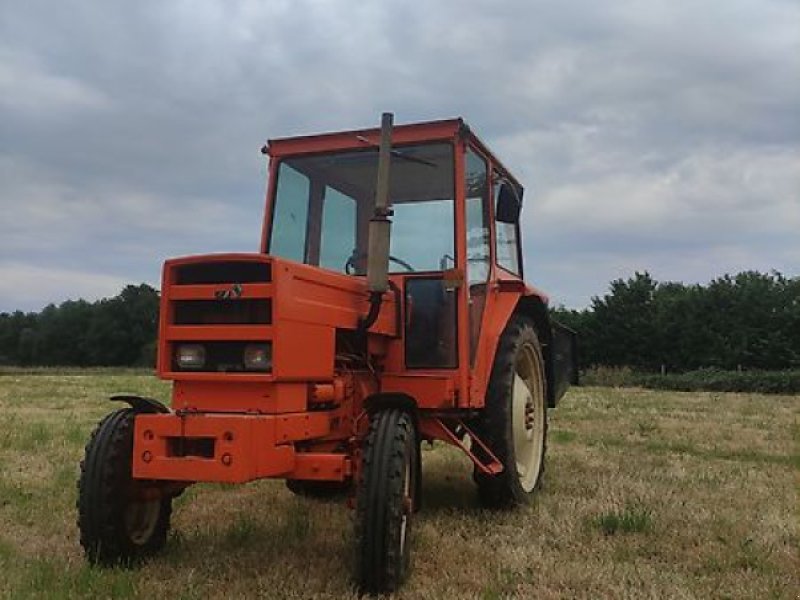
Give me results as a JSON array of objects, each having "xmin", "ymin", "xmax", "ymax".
[
  {"xmin": 354, "ymin": 409, "xmax": 419, "ymax": 594},
  {"xmin": 77, "ymin": 409, "xmax": 172, "ymax": 565},
  {"xmin": 475, "ymin": 316, "xmax": 548, "ymax": 508}
]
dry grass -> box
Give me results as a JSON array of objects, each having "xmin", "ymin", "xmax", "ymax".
[{"xmin": 0, "ymin": 374, "xmax": 797, "ymax": 599}]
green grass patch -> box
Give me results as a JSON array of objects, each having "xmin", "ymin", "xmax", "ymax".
[
  {"xmin": 14, "ymin": 558, "xmax": 137, "ymax": 599},
  {"xmin": 281, "ymin": 500, "xmax": 312, "ymax": 543},
  {"xmin": 592, "ymin": 504, "xmax": 653, "ymax": 536},
  {"xmin": 0, "ymin": 418, "xmax": 52, "ymax": 451},
  {"xmin": 0, "ymin": 537, "xmax": 17, "ymax": 561},
  {"xmin": 551, "ymin": 429, "xmax": 577, "ymax": 444},
  {"xmin": 224, "ymin": 514, "xmax": 264, "ymax": 547},
  {"xmin": 0, "ymin": 478, "xmax": 35, "ymax": 512},
  {"xmin": 636, "ymin": 420, "xmax": 659, "ymax": 436},
  {"xmin": 587, "ymin": 435, "xmax": 797, "ymax": 467}
]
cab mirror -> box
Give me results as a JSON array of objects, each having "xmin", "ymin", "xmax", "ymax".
[{"xmin": 496, "ymin": 182, "xmax": 523, "ymax": 223}]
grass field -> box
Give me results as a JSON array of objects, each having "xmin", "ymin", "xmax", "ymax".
[{"xmin": 0, "ymin": 373, "xmax": 797, "ymax": 599}]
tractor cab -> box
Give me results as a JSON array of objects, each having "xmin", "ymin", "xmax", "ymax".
[{"xmin": 263, "ymin": 118, "xmax": 569, "ymax": 405}]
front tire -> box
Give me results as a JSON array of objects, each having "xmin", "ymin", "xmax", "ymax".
[
  {"xmin": 354, "ymin": 409, "xmax": 418, "ymax": 594},
  {"xmin": 475, "ymin": 316, "xmax": 548, "ymax": 508},
  {"xmin": 77, "ymin": 409, "xmax": 171, "ymax": 565}
]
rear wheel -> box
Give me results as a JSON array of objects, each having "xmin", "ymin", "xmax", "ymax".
[
  {"xmin": 77, "ymin": 409, "xmax": 172, "ymax": 565},
  {"xmin": 475, "ymin": 316, "xmax": 547, "ymax": 508},
  {"xmin": 354, "ymin": 409, "xmax": 418, "ymax": 594}
]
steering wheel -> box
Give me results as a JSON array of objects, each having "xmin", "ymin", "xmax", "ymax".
[{"xmin": 345, "ymin": 252, "xmax": 416, "ymax": 274}]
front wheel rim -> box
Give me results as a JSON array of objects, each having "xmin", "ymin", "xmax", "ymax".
[{"xmin": 124, "ymin": 500, "xmax": 160, "ymax": 545}]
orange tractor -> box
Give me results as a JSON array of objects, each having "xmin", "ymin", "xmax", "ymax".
[{"xmin": 77, "ymin": 114, "xmax": 576, "ymax": 593}]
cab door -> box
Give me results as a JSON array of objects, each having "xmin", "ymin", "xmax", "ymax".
[{"xmin": 464, "ymin": 147, "xmax": 492, "ymax": 367}]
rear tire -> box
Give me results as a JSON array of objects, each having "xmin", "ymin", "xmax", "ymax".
[
  {"xmin": 77, "ymin": 409, "xmax": 171, "ymax": 565},
  {"xmin": 475, "ymin": 316, "xmax": 548, "ymax": 508},
  {"xmin": 354, "ymin": 409, "xmax": 418, "ymax": 594}
]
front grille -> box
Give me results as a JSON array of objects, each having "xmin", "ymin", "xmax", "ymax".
[
  {"xmin": 163, "ymin": 258, "xmax": 274, "ymax": 377},
  {"xmin": 173, "ymin": 299, "xmax": 271, "ymax": 325},
  {"xmin": 175, "ymin": 261, "xmax": 271, "ymax": 284}
]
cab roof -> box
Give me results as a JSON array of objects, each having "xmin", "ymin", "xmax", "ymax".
[{"xmin": 264, "ymin": 117, "xmax": 522, "ymax": 190}]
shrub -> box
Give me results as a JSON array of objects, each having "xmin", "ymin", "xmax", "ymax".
[
  {"xmin": 581, "ymin": 367, "xmax": 800, "ymax": 395},
  {"xmin": 581, "ymin": 366, "xmax": 635, "ymax": 387},
  {"xmin": 633, "ymin": 368, "xmax": 800, "ymax": 395}
]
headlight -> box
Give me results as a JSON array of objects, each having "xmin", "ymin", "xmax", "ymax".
[
  {"xmin": 243, "ymin": 343, "xmax": 271, "ymax": 371},
  {"xmin": 176, "ymin": 344, "xmax": 206, "ymax": 370}
]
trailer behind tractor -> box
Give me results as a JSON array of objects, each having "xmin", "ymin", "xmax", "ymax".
[{"xmin": 77, "ymin": 114, "xmax": 577, "ymax": 594}]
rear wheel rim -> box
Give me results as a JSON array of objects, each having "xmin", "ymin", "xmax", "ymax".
[
  {"xmin": 512, "ymin": 343, "xmax": 545, "ymax": 492},
  {"xmin": 124, "ymin": 500, "xmax": 160, "ymax": 545}
]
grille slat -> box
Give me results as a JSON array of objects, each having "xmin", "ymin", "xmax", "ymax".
[
  {"xmin": 173, "ymin": 299, "xmax": 271, "ymax": 325},
  {"xmin": 175, "ymin": 261, "xmax": 271, "ymax": 284}
]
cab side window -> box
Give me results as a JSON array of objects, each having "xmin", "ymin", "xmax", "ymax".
[
  {"xmin": 494, "ymin": 180, "xmax": 521, "ymax": 275},
  {"xmin": 465, "ymin": 151, "xmax": 490, "ymax": 284},
  {"xmin": 465, "ymin": 149, "xmax": 490, "ymax": 365}
]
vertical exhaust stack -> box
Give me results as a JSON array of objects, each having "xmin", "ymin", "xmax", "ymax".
[
  {"xmin": 367, "ymin": 112, "xmax": 394, "ymax": 293},
  {"xmin": 360, "ymin": 112, "xmax": 394, "ymax": 330}
]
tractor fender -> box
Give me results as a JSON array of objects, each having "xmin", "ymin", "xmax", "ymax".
[
  {"xmin": 515, "ymin": 292, "xmax": 559, "ymax": 408},
  {"xmin": 514, "ymin": 285, "xmax": 577, "ymax": 406},
  {"xmin": 476, "ymin": 282, "xmax": 560, "ymax": 407},
  {"xmin": 110, "ymin": 394, "xmax": 170, "ymax": 414},
  {"xmin": 363, "ymin": 393, "xmax": 418, "ymax": 421}
]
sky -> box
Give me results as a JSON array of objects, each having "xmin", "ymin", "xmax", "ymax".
[{"xmin": 1, "ymin": 0, "xmax": 798, "ymax": 312}]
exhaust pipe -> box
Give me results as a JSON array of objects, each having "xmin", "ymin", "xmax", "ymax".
[
  {"xmin": 366, "ymin": 112, "xmax": 394, "ymax": 293},
  {"xmin": 360, "ymin": 113, "xmax": 394, "ymax": 331}
]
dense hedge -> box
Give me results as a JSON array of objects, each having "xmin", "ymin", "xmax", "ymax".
[
  {"xmin": 582, "ymin": 366, "xmax": 800, "ymax": 395},
  {"xmin": 553, "ymin": 271, "xmax": 800, "ymax": 372},
  {"xmin": 633, "ymin": 369, "xmax": 800, "ymax": 395}
]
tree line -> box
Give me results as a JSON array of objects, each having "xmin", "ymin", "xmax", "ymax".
[
  {"xmin": 0, "ymin": 284, "xmax": 159, "ymax": 367},
  {"xmin": 0, "ymin": 271, "xmax": 797, "ymax": 371},
  {"xmin": 553, "ymin": 270, "xmax": 800, "ymax": 372}
]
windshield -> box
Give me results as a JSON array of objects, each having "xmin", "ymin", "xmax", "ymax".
[{"xmin": 268, "ymin": 143, "xmax": 454, "ymax": 274}]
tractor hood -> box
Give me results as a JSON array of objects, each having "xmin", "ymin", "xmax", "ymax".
[{"xmin": 155, "ymin": 253, "xmax": 397, "ymax": 382}]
